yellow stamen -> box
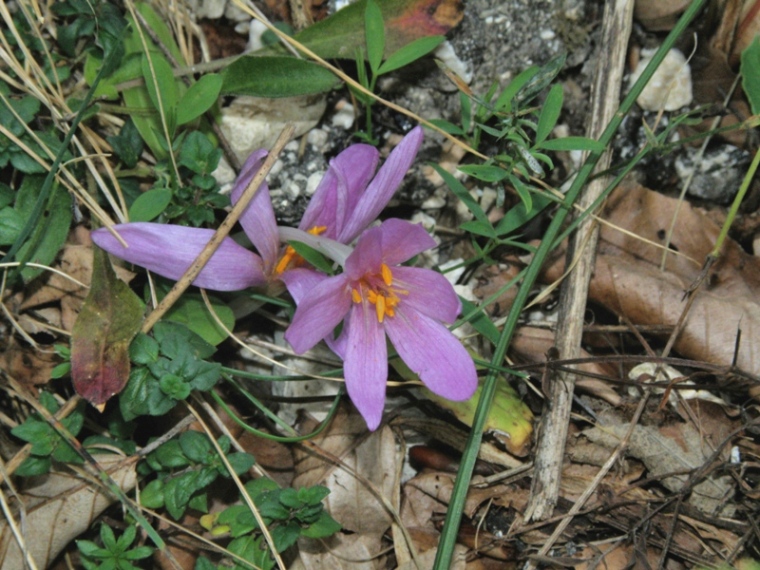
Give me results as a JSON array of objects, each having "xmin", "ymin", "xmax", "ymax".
[
  {"xmin": 376, "ymin": 294, "xmax": 386, "ymax": 322},
  {"xmin": 380, "ymin": 263, "xmax": 393, "ymax": 286},
  {"xmin": 274, "ymin": 246, "xmax": 297, "ymax": 275},
  {"xmin": 352, "ymin": 288, "xmax": 362, "ymax": 303},
  {"xmin": 274, "ymin": 226, "xmax": 329, "ymax": 275},
  {"xmin": 367, "ymin": 289, "xmax": 378, "ymax": 303}
]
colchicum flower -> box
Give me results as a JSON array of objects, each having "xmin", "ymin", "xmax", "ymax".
[
  {"xmin": 284, "ymin": 219, "xmax": 478, "ymax": 430},
  {"xmin": 90, "ymin": 127, "xmax": 424, "ymax": 291}
]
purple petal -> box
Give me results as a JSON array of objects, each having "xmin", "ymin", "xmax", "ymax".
[
  {"xmin": 344, "ymin": 225, "xmax": 383, "ymax": 280},
  {"xmin": 91, "ymin": 223, "xmax": 266, "ymax": 291},
  {"xmin": 393, "ymin": 266, "xmax": 461, "ymax": 323},
  {"xmin": 300, "ymin": 144, "xmax": 379, "ymax": 239},
  {"xmin": 230, "ymin": 150, "xmax": 279, "ymax": 271},
  {"xmin": 378, "ymin": 219, "xmax": 436, "ymax": 265},
  {"xmin": 344, "ymin": 302, "xmax": 388, "ymax": 430},
  {"xmin": 284, "ymin": 274, "xmax": 352, "ymax": 354},
  {"xmin": 339, "ymin": 126, "xmax": 423, "ymax": 243},
  {"xmin": 280, "ymin": 267, "xmax": 329, "ymax": 305},
  {"xmin": 385, "ymin": 308, "xmax": 477, "ymax": 402}
]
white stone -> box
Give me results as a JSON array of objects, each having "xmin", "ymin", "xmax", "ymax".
[
  {"xmin": 435, "ymin": 41, "xmax": 474, "ymax": 84},
  {"xmin": 246, "ymin": 19, "xmax": 268, "ymax": 52},
  {"xmin": 305, "ymin": 171, "xmax": 323, "ymax": 195},
  {"xmin": 629, "ymin": 48, "xmax": 692, "ymax": 111},
  {"xmin": 220, "ymin": 95, "xmax": 326, "ymax": 164},
  {"xmin": 331, "ymin": 103, "xmax": 355, "ymax": 129}
]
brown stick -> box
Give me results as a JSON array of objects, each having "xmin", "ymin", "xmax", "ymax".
[
  {"xmin": 140, "ymin": 124, "xmax": 295, "ymax": 333},
  {"xmin": 524, "ymin": 0, "xmax": 634, "ymax": 522}
]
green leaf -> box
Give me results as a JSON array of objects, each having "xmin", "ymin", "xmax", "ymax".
[
  {"xmin": 179, "ymin": 431, "xmax": 213, "ymax": 463},
  {"xmin": 515, "ymin": 51, "xmax": 566, "ymax": 105},
  {"xmin": 259, "ymin": 0, "xmax": 462, "ymax": 62},
  {"xmin": 365, "ymin": 0, "xmax": 385, "ymax": 74},
  {"xmin": 509, "ymin": 172, "xmax": 532, "ymax": 213},
  {"xmin": 153, "ymin": 320, "xmax": 216, "ymax": 360},
  {"xmin": 377, "ymin": 35, "xmax": 445, "ymax": 75},
  {"xmin": 535, "ymin": 136, "xmax": 605, "ymax": 152},
  {"xmin": 12, "ymin": 176, "xmax": 72, "ymax": 282},
  {"xmin": 159, "ymin": 373, "xmax": 191, "ymax": 400},
  {"xmin": 178, "ymin": 131, "xmax": 221, "ymax": 175},
  {"xmin": 119, "ymin": 366, "xmax": 176, "ymax": 421},
  {"xmin": 427, "ymin": 118, "xmax": 464, "ymax": 135},
  {"xmin": 493, "ymin": 181, "xmax": 550, "ymax": 237},
  {"xmin": 15, "ymin": 456, "xmax": 51, "ymax": 477},
  {"xmin": 458, "ymin": 164, "xmax": 509, "ymax": 183},
  {"xmin": 163, "ymin": 293, "xmax": 235, "ymax": 346},
  {"xmin": 430, "ymin": 163, "xmax": 494, "ymax": 237},
  {"xmin": 271, "ymin": 521, "xmax": 302, "ymax": 552},
  {"xmin": 225, "ymin": 452, "xmax": 255, "ymax": 475},
  {"xmin": 287, "ymin": 241, "xmax": 335, "ymax": 274},
  {"xmin": 129, "ymin": 333, "xmax": 159, "ymax": 365},
  {"xmin": 71, "ymin": 246, "xmax": 144, "ymax": 407},
  {"xmin": 107, "ymin": 119, "xmax": 143, "ymax": 168},
  {"xmin": 128, "ymin": 188, "xmax": 172, "ymax": 222},
  {"xmin": 301, "ymin": 510, "xmax": 342, "ymax": 539},
  {"xmin": 141, "ymin": 52, "xmax": 177, "ymax": 136},
  {"xmin": 742, "ymin": 36, "xmax": 760, "ymax": 114},
  {"xmin": 220, "ymin": 56, "xmax": 341, "ymax": 98},
  {"xmin": 176, "ymin": 73, "xmax": 222, "ymax": 125},
  {"xmin": 535, "ymin": 83, "xmax": 563, "ymax": 144},
  {"xmin": 493, "ymin": 65, "xmax": 539, "ymax": 113},
  {"xmin": 0, "ymin": 207, "xmax": 23, "ymax": 245}
]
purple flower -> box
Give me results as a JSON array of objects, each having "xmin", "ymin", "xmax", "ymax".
[
  {"xmin": 284, "ymin": 219, "xmax": 477, "ymax": 430},
  {"xmin": 90, "ymin": 128, "xmax": 424, "ymax": 291}
]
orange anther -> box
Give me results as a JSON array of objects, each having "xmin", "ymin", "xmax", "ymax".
[{"xmin": 380, "ymin": 263, "xmax": 393, "ymax": 286}]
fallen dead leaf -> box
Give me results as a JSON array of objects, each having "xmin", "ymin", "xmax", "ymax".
[
  {"xmin": 0, "ymin": 454, "xmax": 137, "ymax": 570},
  {"xmin": 544, "ymin": 182, "xmax": 760, "ymax": 377},
  {"xmin": 580, "ymin": 407, "xmax": 736, "ymax": 516},
  {"xmin": 292, "ymin": 405, "xmax": 401, "ymax": 566}
]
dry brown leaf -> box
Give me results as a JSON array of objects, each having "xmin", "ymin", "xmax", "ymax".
[
  {"xmin": 294, "ymin": 532, "xmax": 386, "ymax": 570},
  {"xmin": 544, "ymin": 182, "xmax": 760, "ymax": 375},
  {"xmin": 0, "ymin": 455, "xmax": 137, "ymax": 569},
  {"xmin": 633, "ymin": 0, "xmax": 691, "ymax": 31},
  {"xmin": 580, "ymin": 408, "xmax": 735, "ymax": 515},
  {"xmin": 511, "ymin": 326, "xmax": 622, "ymax": 405},
  {"xmin": 294, "ymin": 405, "xmax": 399, "ymax": 535}
]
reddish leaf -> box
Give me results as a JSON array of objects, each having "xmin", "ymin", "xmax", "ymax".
[
  {"xmin": 265, "ymin": 0, "xmax": 464, "ymax": 60},
  {"xmin": 71, "ymin": 245, "xmax": 143, "ymax": 408}
]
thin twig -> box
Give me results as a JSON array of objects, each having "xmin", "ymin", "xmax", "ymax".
[
  {"xmin": 524, "ymin": 0, "xmax": 634, "ymax": 522},
  {"xmin": 138, "ymin": 124, "xmax": 295, "ymax": 333}
]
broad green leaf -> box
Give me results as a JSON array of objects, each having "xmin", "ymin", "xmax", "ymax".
[
  {"xmin": 0, "ymin": 207, "xmax": 23, "ymax": 244},
  {"xmin": 141, "ymin": 52, "xmax": 177, "ymax": 136},
  {"xmin": 220, "ymin": 56, "xmax": 341, "ymax": 97},
  {"xmin": 365, "ymin": 0, "xmax": 385, "ymax": 74},
  {"xmin": 377, "ymin": 35, "xmax": 445, "ymax": 74},
  {"xmin": 535, "ymin": 136, "xmax": 605, "ymax": 152},
  {"xmin": 71, "ymin": 246, "xmax": 144, "ymax": 407},
  {"xmin": 741, "ymin": 36, "xmax": 760, "ymax": 115},
  {"xmin": 535, "ymin": 83, "xmax": 563, "ymax": 144},
  {"xmin": 163, "ymin": 293, "xmax": 235, "ymax": 346},
  {"xmin": 128, "ymin": 188, "xmax": 172, "ymax": 222},
  {"xmin": 14, "ymin": 176, "xmax": 72, "ymax": 283},
  {"xmin": 176, "ymin": 73, "xmax": 222, "ymax": 125}
]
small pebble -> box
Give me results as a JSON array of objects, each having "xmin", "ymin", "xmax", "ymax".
[{"xmin": 629, "ymin": 48, "xmax": 692, "ymax": 111}]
